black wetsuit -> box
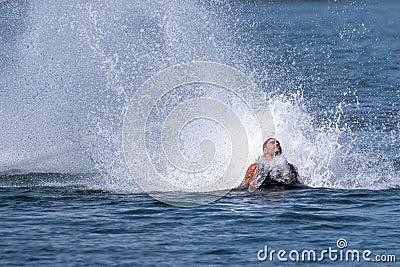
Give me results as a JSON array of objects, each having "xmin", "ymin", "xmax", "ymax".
[{"xmin": 258, "ymin": 171, "xmax": 286, "ymax": 188}]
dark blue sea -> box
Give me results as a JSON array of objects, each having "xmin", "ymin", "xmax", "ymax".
[{"xmin": 1, "ymin": 1, "xmax": 399, "ymax": 266}]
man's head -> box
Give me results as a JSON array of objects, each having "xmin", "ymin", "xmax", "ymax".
[{"xmin": 263, "ymin": 137, "xmax": 282, "ymax": 159}]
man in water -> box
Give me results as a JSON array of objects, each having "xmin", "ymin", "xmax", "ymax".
[{"xmin": 242, "ymin": 138, "xmax": 300, "ymax": 191}]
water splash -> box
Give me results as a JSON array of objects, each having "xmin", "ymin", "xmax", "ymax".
[
  {"xmin": 0, "ymin": 0, "xmax": 245, "ymax": 193},
  {"xmin": 268, "ymin": 93, "xmax": 400, "ymax": 189},
  {"xmin": 1, "ymin": 1, "xmax": 398, "ymax": 192}
]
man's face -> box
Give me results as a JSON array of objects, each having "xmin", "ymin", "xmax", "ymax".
[{"xmin": 264, "ymin": 138, "xmax": 282, "ymax": 157}]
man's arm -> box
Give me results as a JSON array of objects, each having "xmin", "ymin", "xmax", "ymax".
[{"xmin": 244, "ymin": 163, "xmax": 258, "ymax": 186}]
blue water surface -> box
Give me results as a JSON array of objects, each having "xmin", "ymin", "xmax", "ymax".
[{"xmin": 1, "ymin": 184, "xmax": 399, "ymax": 266}]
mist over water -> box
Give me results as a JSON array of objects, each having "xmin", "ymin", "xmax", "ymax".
[{"xmin": 0, "ymin": 1, "xmax": 399, "ymax": 191}]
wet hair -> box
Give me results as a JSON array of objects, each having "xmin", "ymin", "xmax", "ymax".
[
  {"xmin": 262, "ymin": 138, "xmax": 274, "ymax": 150},
  {"xmin": 262, "ymin": 137, "xmax": 282, "ymax": 152}
]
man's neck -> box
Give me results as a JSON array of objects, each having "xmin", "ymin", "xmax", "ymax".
[{"xmin": 264, "ymin": 154, "xmax": 274, "ymax": 161}]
